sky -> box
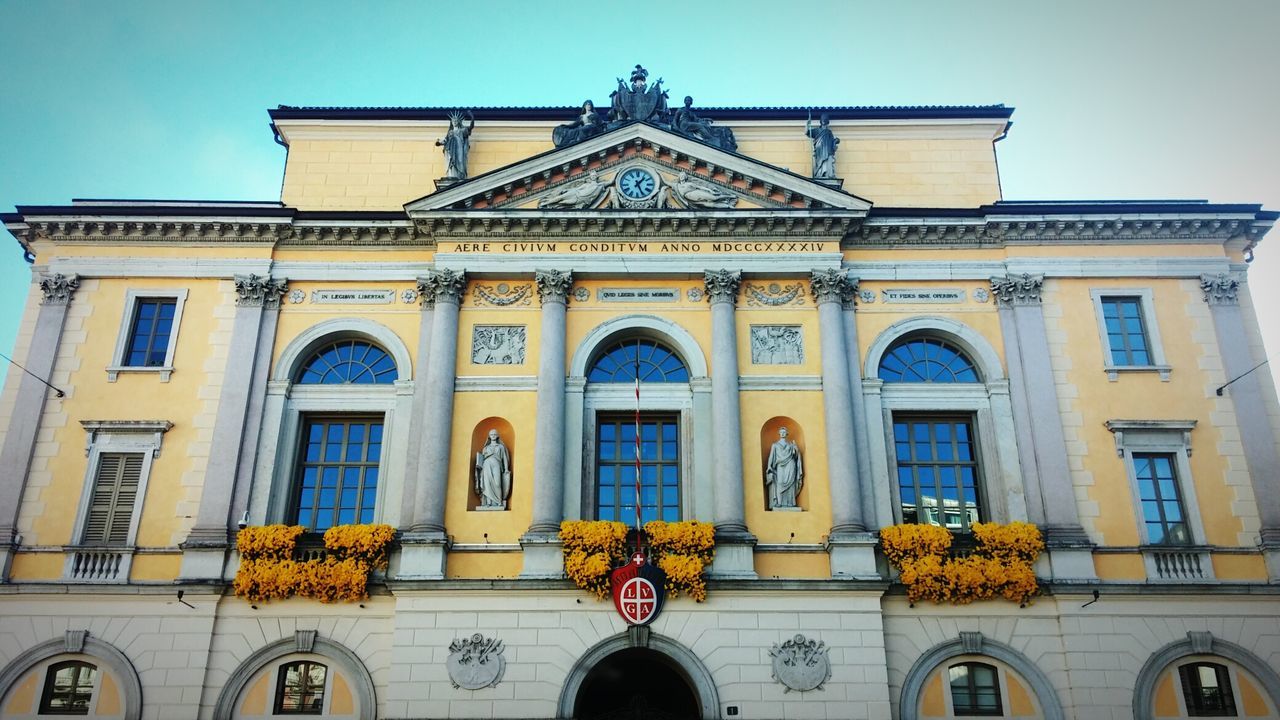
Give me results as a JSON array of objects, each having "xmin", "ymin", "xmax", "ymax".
[{"xmin": 0, "ymin": 0, "xmax": 1277, "ymax": 385}]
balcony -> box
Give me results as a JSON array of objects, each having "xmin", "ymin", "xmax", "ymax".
[{"xmin": 64, "ymin": 547, "xmax": 133, "ymax": 583}]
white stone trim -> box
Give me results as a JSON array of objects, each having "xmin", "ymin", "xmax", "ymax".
[
  {"xmin": 49, "ymin": 256, "xmax": 271, "ymax": 278},
  {"xmin": 863, "ymin": 315, "xmax": 1004, "ymax": 383},
  {"xmin": 1133, "ymin": 633, "xmax": 1280, "ymax": 720},
  {"xmin": 569, "ymin": 314, "xmax": 709, "ymax": 379},
  {"xmin": 1090, "ymin": 288, "xmax": 1172, "ymax": 381},
  {"xmin": 271, "ymin": 317, "xmax": 415, "ymax": 382},
  {"xmin": 435, "ymin": 252, "xmax": 844, "ymax": 276},
  {"xmin": 454, "ymin": 375, "xmax": 538, "ymax": 392},
  {"xmin": 738, "ymin": 374, "xmax": 822, "ymax": 391},
  {"xmin": 106, "ymin": 288, "xmax": 188, "ymax": 382},
  {"xmin": 845, "ymin": 256, "xmax": 1232, "ymax": 280},
  {"xmin": 0, "ymin": 633, "xmax": 142, "ymax": 720},
  {"xmin": 899, "ymin": 633, "xmax": 1064, "ymax": 720}
]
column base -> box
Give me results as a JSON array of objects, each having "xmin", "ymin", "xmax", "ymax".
[
  {"xmin": 1042, "ymin": 525, "xmax": 1097, "ymax": 582},
  {"xmin": 179, "ymin": 544, "xmax": 230, "ymax": 582},
  {"xmin": 1258, "ymin": 533, "xmax": 1280, "ymax": 582},
  {"xmin": 519, "ymin": 533, "xmax": 564, "ymax": 579},
  {"xmin": 393, "ymin": 532, "xmax": 449, "ymax": 580},
  {"xmin": 707, "ymin": 539, "xmax": 756, "ymax": 579},
  {"xmin": 826, "ymin": 532, "xmax": 880, "ymax": 580}
]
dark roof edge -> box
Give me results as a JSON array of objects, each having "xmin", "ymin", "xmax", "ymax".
[
  {"xmin": 13, "ymin": 204, "xmax": 296, "ymax": 219},
  {"xmin": 269, "ymin": 104, "xmax": 1015, "ymax": 122},
  {"xmin": 869, "ymin": 201, "xmax": 1269, "ymax": 218}
]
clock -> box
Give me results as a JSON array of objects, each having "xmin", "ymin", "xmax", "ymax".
[{"xmin": 617, "ymin": 167, "xmax": 658, "ymax": 201}]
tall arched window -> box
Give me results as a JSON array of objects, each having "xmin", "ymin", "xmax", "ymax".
[
  {"xmin": 296, "ymin": 339, "xmax": 399, "ymax": 385},
  {"xmin": 588, "ymin": 338, "xmax": 688, "ymax": 523},
  {"xmin": 879, "ymin": 337, "xmax": 980, "ymax": 383}
]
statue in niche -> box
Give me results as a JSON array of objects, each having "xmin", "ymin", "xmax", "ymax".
[
  {"xmin": 538, "ymin": 170, "xmax": 607, "ymax": 209},
  {"xmin": 766, "ymin": 427, "xmax": 804, "ymax": 510},
  {"xmin": 805, "ymin": 111, "xmax": 839, "ymax": 180},
  {"xmin": 552, "ymin": 100, "xmax": 606, "ymax": 148},
  {"xmin": 436, "ymin": 109, "xmax": 475, "ymax": 181},
  {"xmin": 474, "ymin": 429, "xmax": 512, "ymax": 510},
  {"xmin": 672, "ymin": 96, "xmax": 738, "ymax": 152},
  {"xmin": 673, "ymin": 172, "xmax": 737, "ymax": 209}
]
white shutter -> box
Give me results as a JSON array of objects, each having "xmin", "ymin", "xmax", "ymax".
[{"xmin": 82, "ymin": 453, "xmax": 143, "ymax": 545}]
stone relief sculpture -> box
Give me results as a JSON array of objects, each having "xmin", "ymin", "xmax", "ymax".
[
  {"xmin": 765, "ymin": 427, "xmax": 804, "ymax": 510},
  {"xmin": 673, "ymin": 172, "xmax": 737, "ymax": 209},
  {"xmin": 750, "ymin": 325, "xmax": 804, "ymax": 365},
  {"xmin": 474, "ymin": 430, "xmax": 512, "ymax": 510},
  {"xmin": 538, "ymin": 171, "xmax": 607, "ymax": 209},
  {"xmin": 472, "ymin": 325, "xmax": 526, "ymax": 365},
  {"xmin": 805, "ymin": 111, "xmax": 839, "ymax": 180},
  {"xmin": 436, "ymin": 109, "xmax": 475, "ymax": 181},
  {"xmin": 446, "ymin": 633, "xmax": 506, "ymax": 689},
  {"xmin": 552, "ymin": 100, "xmax": 606, "ymax": 147},
  {"xmin": 769, "ymin": 634, "xmax": 830, "ymax": 692}
]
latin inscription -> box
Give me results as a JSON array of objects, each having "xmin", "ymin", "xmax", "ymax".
[
  {"xmin": 440, "ymin": 240, "xmax": 835, "ymax": 254},
  {"xmin": 310, "ymin": 289, "xmax": 396, "ymax": 304},
  {"xmin": 881, "ymin": 288, "xmax": 966, "ymax": 304},
  {"xmin": 599, "ymin": 288, "xmax": 679, "ymax": 302}
]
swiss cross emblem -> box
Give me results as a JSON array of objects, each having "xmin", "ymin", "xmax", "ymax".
[{"xmin": 610, "ymin": 552, "xmax": 667, "ymax": 626}]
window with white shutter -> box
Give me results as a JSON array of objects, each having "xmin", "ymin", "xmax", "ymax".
[{"xmin": 82, "ymin": 453, "xmax": 144, "ymax": 546}]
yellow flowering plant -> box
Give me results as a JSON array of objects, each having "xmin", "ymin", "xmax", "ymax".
[
  {"xmin": 880, "ymin": 521, "xmax": 1043, "ymax": 606},
  {"xmin": 233, "ymin": 523, "xmax": 396, "ymax": 603},
  {"xmin": 644, "ymin": 520, "xmax": 715, "ymax": 602},
  {"xmin": 559, "ymin": 520, "xmax": 629, "ymax": 599}
]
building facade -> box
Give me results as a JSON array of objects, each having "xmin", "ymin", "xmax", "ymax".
[{"xmin": 1, "ymin": 70, "xmax": 1278, "ymax": 720}]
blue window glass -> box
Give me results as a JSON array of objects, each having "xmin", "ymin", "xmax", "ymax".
[
  {"xmin": 895, "ymin": 417, "xmax": 982, "ymax": 530},
  {"xmin": 879, "ymin": 338, "xmax": 979, "ymax": 383},
  {"xmin": 297, "ymin": 340, "xmax": 398, "ymax": 384},
  {"xmin": 588, "ymin": 339, "xmax": 689, "ymax": 383},
  {"xmin": 596, "ymin": 415, "xmax": 680, "ymax": 524},
  {"xmin": 293, "ymin": 417, "xmax": 383, "ymax": 532},
  {"xmin": 1101, "ymin": 297, "xmax": 1152, "ymax": 365},
  {"xmin": 1135, "ymin": 453, "xmax": 1190, "ymax": 545},
  {"xmin": 125, "ymin": 298, "xmax": 177, "ymax": 367}
]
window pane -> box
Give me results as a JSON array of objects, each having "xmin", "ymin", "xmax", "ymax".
[
  {"xmin": 879, "ymin": 338, "xmax": 979, "ymax": 383},
  {"xmin": 296, "ymin": 340, "xmax": 398, "ymax": 384},
  {"xmin": 293, "ymin": 418, "xmax": 383, "ymax": 532},
  {"xmin": 897, "ymin": 417, "xmax": 982, "ymax": 528},
  {"xmin": 587, "ymin": 339, "xmax": 689, "ymax": 383}
]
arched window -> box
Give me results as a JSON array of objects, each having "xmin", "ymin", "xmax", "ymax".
[
  {"xmin": 879, "ymin": 337, "xmax": 980, "ymax": 383},
  {"xmin": 275, "ymin": 660, "xmax": 328, "ymax": 714},
  {"xmin": 1179, "ymin": 662, "xmax": 1236, "ymax": 716},
  {"xmin": 296, "ymin": 340, "xmax": 398, "ymax": 385},
  {"xmin": 40, "ymin": 660, "xmax": 97, "ymax": 714},
  {"xmin": 949, "ymin": 661, "xmax": 1002, "ymax": 716},
  {"xmin": 588, "ymin": 339, "xmax": 689, "ymax": 383}
]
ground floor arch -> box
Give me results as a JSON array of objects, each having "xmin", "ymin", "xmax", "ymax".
[{"xmin": 559, "ymin": 632, "xmax": 719, "ymax": 720}]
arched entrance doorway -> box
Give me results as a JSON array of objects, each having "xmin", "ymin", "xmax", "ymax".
[
  {"xmin": 574, "ymin": 647, "xmax": 700, "ymax": 719},
  {"xmin": 559, "ymin": 633, "xmax": 720, "ymax": 720}
]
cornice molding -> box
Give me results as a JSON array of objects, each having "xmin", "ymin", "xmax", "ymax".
[
  {"xmin": 23, "ymin": 220, "xmax": 290, "ymax": 244},
  {"xmin": 849, "ymin": 216, "xmax": 1264, "ymax": 248},
  {"xmin": 414, "ymin": 211, "xmax": 860, "ymax": 238}
]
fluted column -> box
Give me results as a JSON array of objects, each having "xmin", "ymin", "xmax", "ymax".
[
  {"xmin": 181, "ymin": 274, "xmax": 287, "ymax": 580},
  {"xmin": 1200, "ymin": 273, "xmax": 1280, "ymax": 579},
  {"xmin": 810, "ymin": 269, "xmax": 864, "ymax": 535},
  {"xmin": 991, "ymin": 273, "xmax": 1094, "ymax": 580},
  {"xmin": 527, "ymin": 270, "xmax": 572, "ymax": 534},
  {"xmin": 705, "ymin": 270, "xmax": 748, "ymax": 536},
  {"xmin": 0, "ymin": 273, "xmax": 78, "ymax": 579}
]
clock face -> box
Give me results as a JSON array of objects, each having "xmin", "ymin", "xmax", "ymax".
[{"xmin": 618, "ymin": 168, "xmax": 657, "ymax": 199}]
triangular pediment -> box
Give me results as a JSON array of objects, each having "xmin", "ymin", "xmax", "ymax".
[{"xmin": 405, "ymin": 122, "xmax": 872, "ymax": 215}]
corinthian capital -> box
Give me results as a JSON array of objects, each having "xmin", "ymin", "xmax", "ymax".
[
  {"xmin": 535, "ymin": 269, "xmax": 574, "ymax": 304},
  {"xmin": 703, "ymin": 269, "xmax": 742, "ymax": 304},
  {"xmin": 423, "ymin": 268, "xmax": 467, "ymax": 304},
  {"xmin": 1200, "ymin": 273, "xmax": 1239, "ymax": 306},
  {"xmin": 39, "ymin": 273, "xmax": 79, "ymax": 306},
  {"xmin": 234, "ymin": 274, "xmax": 289, "ymax": 308},
  {"xmin": 990, "ymin": 273, "xmax": 1043, "ymax": 305},
  {"xmin": 809, "ymin": 268, "xmax": 853, "ymax": 305}
]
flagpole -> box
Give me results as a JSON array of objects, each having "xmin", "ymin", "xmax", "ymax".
[{"xmin": 634, "ymin": 340, "xmax": 643, "ymax": 553}]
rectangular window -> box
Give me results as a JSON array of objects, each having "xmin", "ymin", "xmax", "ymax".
[
  {"xmin": 292, "ymin": 416, "xmax": 382, "ymax": 532},
  {"xmin": 40, "ymin": 661, "xmax": 98, "ymax": 715},
  {"xmin": 125, "ymin": 299, "xmax": 177, "ymax": 367},
  {"xmin": 275, "ymin": 661, "xmax": 327, "ymax": 714},
  {"xmin": 1135, "ymin": 452, "xmax": 1191, "ymax": 545},
  {"xmin": 595, "ymin": 414, "xmax": 680, "ymax": 524},
  {"xmin": 894, "ymin": 416, "xmax": 982, "ymax": 531},
  {"xmin": 83, "ymin": 453, "xmax": 144, "ymax": 546},
  {"xmin": 1101, "ymin": 296, "xmax": 1151, "ymax": 366}
]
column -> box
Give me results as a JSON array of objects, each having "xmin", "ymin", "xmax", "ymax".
[
  {"xmin": 180, "ymin": 274, "xmax": 287, "ymax": 581},
  {"xmin": 0, "ymin": 273, "xmax": 78, "ymax": 579},
  {"xmin": 1201, "ymin": 273, "xmax": 1280, "ymax": 579},
  {"xmin": 399, "ymin": 269, "xmax": 465, "ymax": 579},
  {"xmin": 991, "ymin": 273, "xmax": 1095, "ymax": 580},
  {"xmin": 811, "ymin": 270, "xmax": 878, "ymax": 578},
  {"xmin": 399, "ymin": 278, "xmax": 435, "ymax": 526},
  {"xmin": 521, "ymin": 270, "xmax": 573, "ymax": 578},
  {"xmin": 704, "ymin": 270, "xmax": 755, "ymax": 578},
  {"xmin": 839, "ymin": 276, "xmax": 881, "ymax": 529}
]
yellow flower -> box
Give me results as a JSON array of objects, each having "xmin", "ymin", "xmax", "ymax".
[
  {"xmin": 233, "ymin": 524, "xmax": 396, "ymax": 604},
  {"xmin": 880, "ymin": 522, "xmax": 1041, "ymax": 606}
]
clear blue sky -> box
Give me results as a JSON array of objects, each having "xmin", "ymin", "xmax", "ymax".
[{"xmin": 1, "ymin": 0, "xmax": 1277, "ymax": 383}]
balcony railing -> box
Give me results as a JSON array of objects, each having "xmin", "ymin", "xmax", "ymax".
[
  {"xmin": 1144, "ymin": 546, "xmax": 1212, "ymax": 581},
  {"xmin": 65, "ymin": 548, "xmax": 131, "ymax": 583}
]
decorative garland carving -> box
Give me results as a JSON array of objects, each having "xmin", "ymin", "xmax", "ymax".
[
  {"xmin": 446, "ymin": 633, "xmax": 506, "ymax": 690},
  {"xmin": 989, "ymin": 273, "xmax": 1043, "ymax": 305},
  {"xmin": 743, "ymin": 282, "xmax": 805, "ymax": 307},
  {"xmin": 1199, "ymin": 273, "xmax": 1239, "ymax": 305},
  {"xmin": 702, "ymin": 269, "xmax": 741, "ymax": 304},
  {"xmin": 769, "ymin": 634, "xmax": 831, "ymax": 692},
  {"xmin": 234, "ymin": 274, "xmax": 289, "ymax": 308},
  {"xmin": 39, "ymin": 273, "xmax": 79, "ymax": 305},
  {"xmin": 472, "ymin": 282, "xmax": 533, "ymax": 307},
  {"xmin": 422, "ymin": 268, "xmax": 467, "ymax": 304},
  {"xmin": 535, "ymin": 270, "xmax": 574, "ymax": 303}
]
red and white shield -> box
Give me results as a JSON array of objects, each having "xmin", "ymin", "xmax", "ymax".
[{"xmin": 618, "ymin": 576, "xmax": 658, "ymax": 625}]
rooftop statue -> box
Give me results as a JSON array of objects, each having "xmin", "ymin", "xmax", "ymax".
[
  {"xmin": 673, "ymin": 96, "xmax": 738, "ymax": 153},
  {"xmin": 805, "ymin": 111, "xmax": 839, "ymax": 180},
  {"xmin": 436, "ymin": 109, "xmax": 475, "ymax": 181},
  {"xmin": 552, "ymin": 100, "xmax": 606, "ymax": 147},
  {"xmin": 611, "ymin": 64, "xmax": 668, "ymax": 122}
]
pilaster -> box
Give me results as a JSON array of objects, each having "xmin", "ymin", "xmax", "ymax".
[{"xmin": 0, "ymin": 273, "xmax": 78, "ymax": 580}]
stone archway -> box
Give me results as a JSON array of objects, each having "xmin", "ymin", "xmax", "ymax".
[{"xmin": 559, "ymin": 633, "xmax": 719, "ymax": 720}]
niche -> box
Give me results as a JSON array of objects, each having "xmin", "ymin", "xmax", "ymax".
[
  {"xmin": 760, "ymin": 417, "xmax": 805, "ymax": 511},
  {"xmin": 470, "ymin": 417, "xmax": 515, "ymax": 511}
]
